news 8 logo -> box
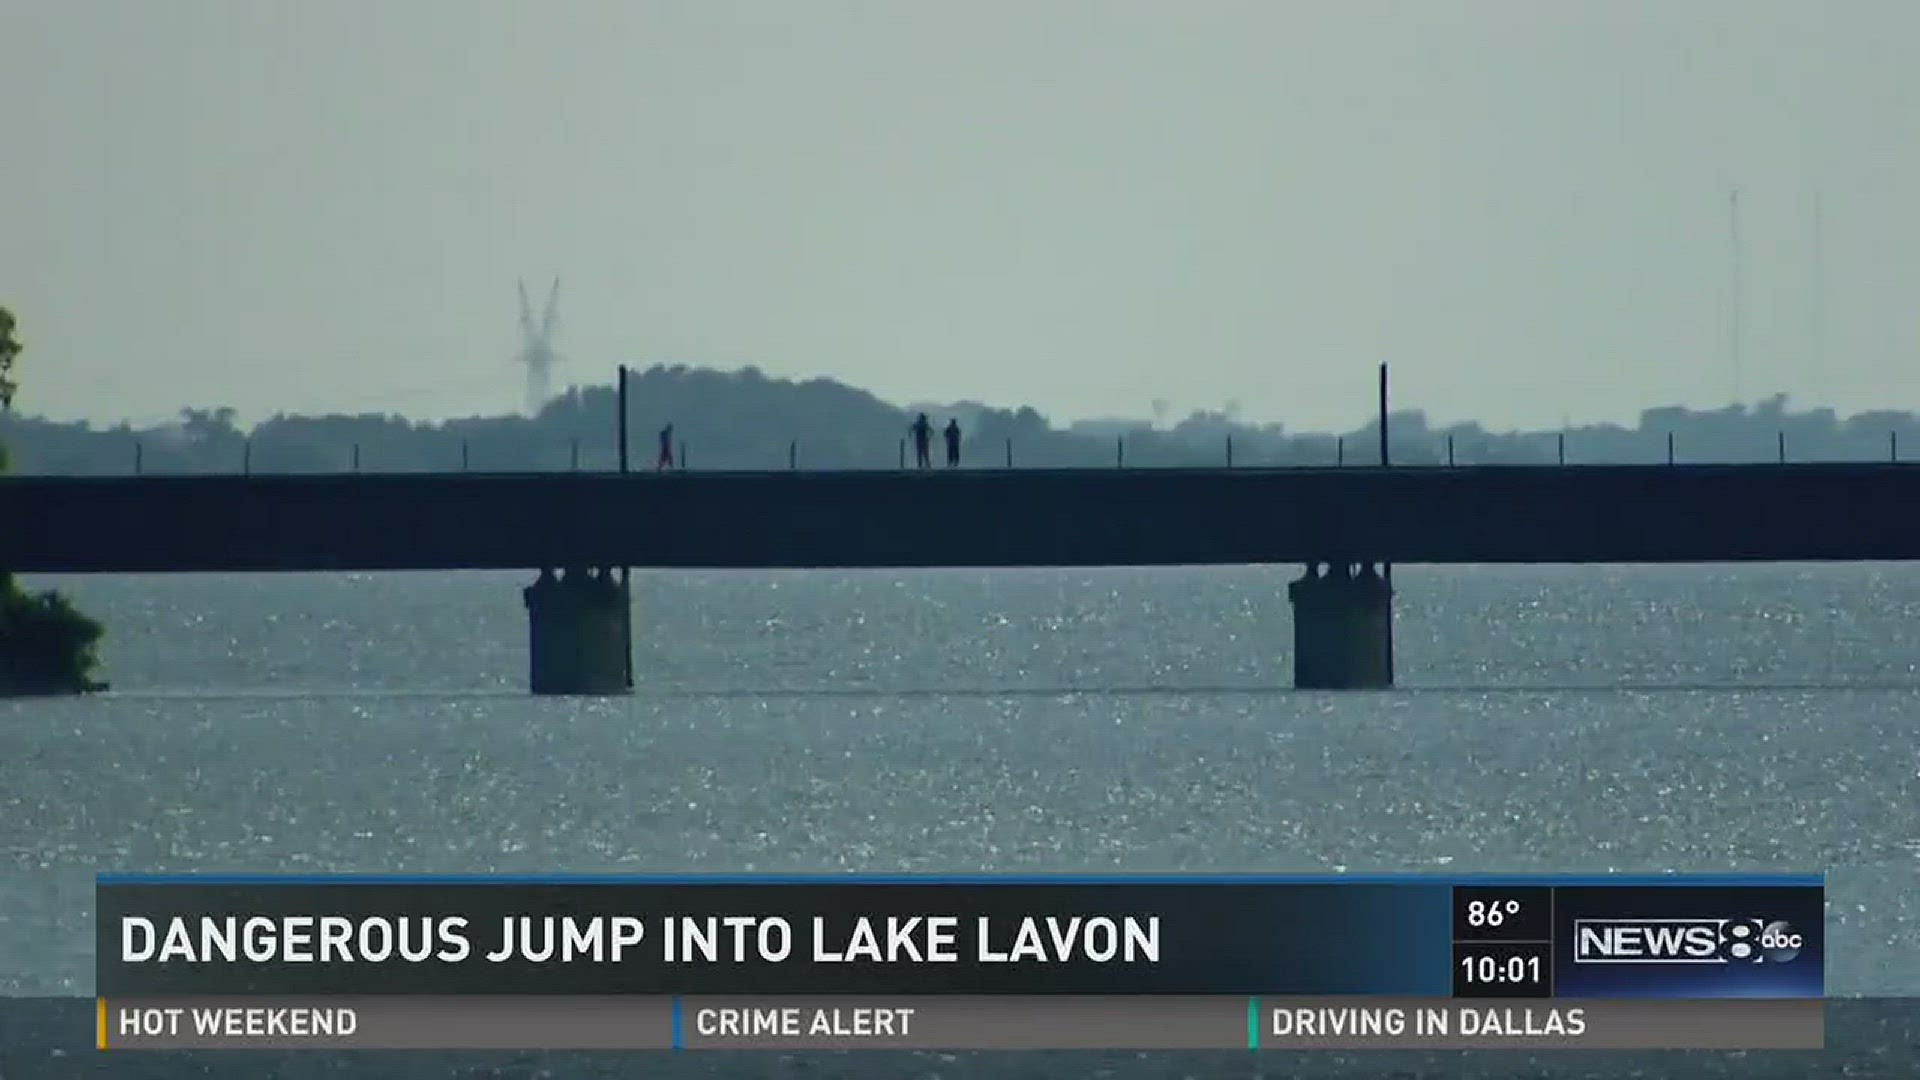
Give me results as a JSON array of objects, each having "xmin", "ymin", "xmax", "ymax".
[
  {"xmin": 1719, "ymin": 919, "xmax": 1805, "ymax": 963},
  {"xmin": 1572, "ymin": 918, "xmax": 1805, "ymax": 964}
]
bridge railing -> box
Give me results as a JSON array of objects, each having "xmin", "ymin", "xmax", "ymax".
[{"xmin": 3, "ymin": 429, "xmax": 1911, "ymax": 476}]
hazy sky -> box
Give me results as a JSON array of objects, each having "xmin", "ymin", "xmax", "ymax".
[{"xmin": 5, "ymin": 1, "xmax": 1916, "ymax": 431}]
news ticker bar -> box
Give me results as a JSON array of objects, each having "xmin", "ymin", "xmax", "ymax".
[
  {"xmin": 97, "ymin": 875, "xmax": 1825, "ymax": 998},
  {"xmin": 97, "ymin": 996, "xmax": 1824, "ymax": 1051}
]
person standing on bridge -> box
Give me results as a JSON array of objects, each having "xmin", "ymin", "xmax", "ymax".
[
  {"xmin": 657, "ymin": 423, "xmax": 674, "ymax": 471},
  {"xmin": 944, "ymin": 418, "xmax": 961, "ymax": 467},
  {"xmin": 910, "ymin": 413, "xmax": 933, "ymax": 469}
]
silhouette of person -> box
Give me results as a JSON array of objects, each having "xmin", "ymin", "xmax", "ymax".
[
  {"xmin": 943, "ymin": 418, "xmax": 961, "ymax": 467},
  {"xmin": 910, "ymin": 413, "xmax": 932, "ymax": 469},
  {"xmin": 657, "ymin": 424, "xmax": 674, "ymax": 470}
]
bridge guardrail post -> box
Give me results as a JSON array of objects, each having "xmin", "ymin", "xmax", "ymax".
[
  {"xmin": 1558, "ymin": 432, "xmax": 1565, "ymax": 465},
  {"xmin": 1336, "ymin": 436, "xmax": 1344, "ymax": 467},
  {"xmin": 616, "ymin": 365, "xmax": 629, "ymax": 473},
  {"xmin": 1226, "ymin": 435, "xmax": 1233, "ymax": 467},
  {"xmin": 1005, "ymin": 438, "xmax": 1012, "ymax": 468},
  {"xmin": 1446, "ymin": 434, "xmax": 1455, "ymax": 467},
  {"xmin": 1667, "ymin": 432, "xmax": 1674, "ymax": 465}
]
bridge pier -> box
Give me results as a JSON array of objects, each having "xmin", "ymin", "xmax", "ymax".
[
  {"xmin": 1286, "ymin": 562, "xmax": 1394, "ymax": 689},
  {"xmin": 523, "ymin": 567, "xmax": 633, "ymax": 695}
]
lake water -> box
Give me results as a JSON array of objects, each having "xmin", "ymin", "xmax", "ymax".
[{"xmin": 2, "ymin": 564, "xmax": 1917, "ymax": 1076}]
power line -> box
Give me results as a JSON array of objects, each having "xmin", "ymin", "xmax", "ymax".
[{"xmin": 1729, "ymin": 188, "xmax": 1743, "ymax": 406}]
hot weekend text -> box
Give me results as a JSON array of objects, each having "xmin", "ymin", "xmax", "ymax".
[{"xmin": 120, "ymin": 914, "xmax": 1163, "ymax": 966}]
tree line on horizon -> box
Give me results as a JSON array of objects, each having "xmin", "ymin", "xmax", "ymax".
[{"xmin": 2, "ymin": 364, "xmax": 1916, "ymax": 475}]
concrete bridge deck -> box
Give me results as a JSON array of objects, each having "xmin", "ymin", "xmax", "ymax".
[{"xmin": 5, "ymin": 462, "xmax": 1920, "ymax": 573}]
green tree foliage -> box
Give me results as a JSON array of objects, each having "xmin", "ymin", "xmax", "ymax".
[
  {"xmin": 0, "ymin": 306, "xmax": 106, "ymax": 693},
  {"xmin": 0, "ymin": 586, "xmax": 104, "ymax": 692},
  {"xmin": 0, "ymin": 306, "xmax": 18, "ymax": 411},
  {"xmin": 0, "ymin": 307, "xmax": 17, "ymax": 472}
]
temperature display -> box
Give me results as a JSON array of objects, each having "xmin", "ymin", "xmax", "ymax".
[
  {"xmin": 1453, "ymin": 886, "xmax": 1553, "ymax": 943},
  {"xmin": 1466, "ymin": 899, "xmax": 1522, "ymax": 928},
  {"xmin": 1451, "ymin": 886, "xmax": 1554, "ymax": 998}
]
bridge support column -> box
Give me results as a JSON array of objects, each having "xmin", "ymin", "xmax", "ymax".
[
  {"xmin": 1286, "ymin": 562, "xmax": 1394, "ymax": 689},
  {"xmin": 524, "ymin": 567, "xmax": 632, "ymax": 695}
]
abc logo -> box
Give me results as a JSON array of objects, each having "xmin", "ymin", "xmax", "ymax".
[{"xmin": 1719, "ymin": 919, "xmax": 1803, "ymax": 963}]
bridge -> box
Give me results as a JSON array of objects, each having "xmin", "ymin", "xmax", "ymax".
[
  {"xmin": 6, "ymin": 463, "xmax": 1920, "ymax": 572},
  {"xmin": 7, "ymin": 462, "xmax": 1919, "ymax": 693}
]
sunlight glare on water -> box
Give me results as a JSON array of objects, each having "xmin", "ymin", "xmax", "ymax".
[{"xmin": 1, "ymin": 564, "xmax": 1916, "ymax": 1003}]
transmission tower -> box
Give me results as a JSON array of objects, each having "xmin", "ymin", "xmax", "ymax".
[{"xmin": 517, "ymin": 278, "xmax": 562, "ymax": 415}]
